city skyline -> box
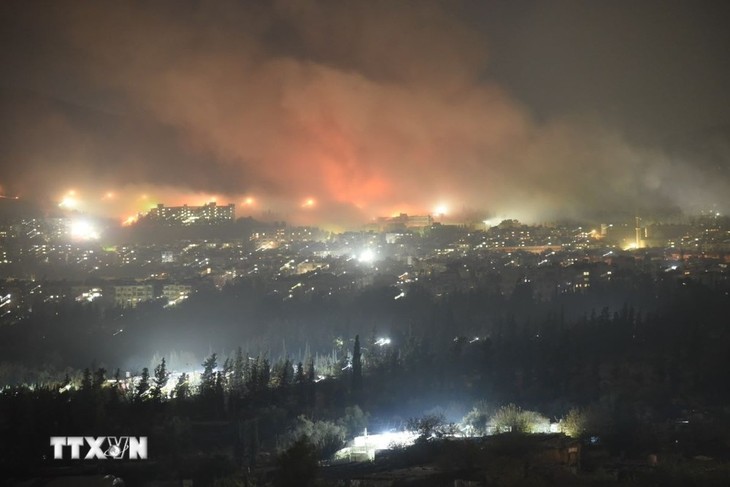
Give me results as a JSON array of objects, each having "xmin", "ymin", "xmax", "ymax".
[{"xmin": 1, "ymin": 1, "xmax": 729, "ymax": 227}]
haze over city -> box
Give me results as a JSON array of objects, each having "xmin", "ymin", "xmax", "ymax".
[{"xmin": 1, "ymin": 1, "xmax": 729, "ymax": 227}]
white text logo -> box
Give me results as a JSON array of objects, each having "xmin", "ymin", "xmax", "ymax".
[{"xmin": 50, "ymin": 436, "xmax": 147, "ymax": 460}]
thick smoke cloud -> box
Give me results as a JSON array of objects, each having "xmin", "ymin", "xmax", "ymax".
[{"xmin": 0, "ymin": 0, "xmax": 727, "ymax": 224}]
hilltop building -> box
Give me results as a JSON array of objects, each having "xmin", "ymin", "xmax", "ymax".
[
  {"xmin": 144, "ymin": 203, "xmax": 235, "ymax": 225},
  {"xmin": 369, "ymin": 213, "xmax": 434, "ymax": 233},
  {"xmin": 114, "ymin": 284, "xmax": 154, "ymax": 308}
]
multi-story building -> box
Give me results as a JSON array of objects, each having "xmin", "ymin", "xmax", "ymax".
[
  {"xmin": 371, "ymin": 213, "xmax": 434, "ymax": 232},
  {"xmin": 145, "ymin": 202, "xmax": 235, "ymax": 225},
  {"xmin": 114, "ymin": 284, "xmax": 154, "ymax": 308},
  {"xmin": 162, "ymin": 284, "xmax": 192, "ymax": 302}
]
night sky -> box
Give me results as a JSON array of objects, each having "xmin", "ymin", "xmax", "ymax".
[{"xmin": 1, "ymin": 0, "xmax": 728, "ymax": 226}]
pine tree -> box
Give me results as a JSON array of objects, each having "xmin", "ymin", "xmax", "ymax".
[
  {"xmin": 150, "ymin": 358, "xmax": 170, "ymax": 402},
  {"xmin": 93, "ymin": 367, "xmax": 106, "ymax": 390},
  {"xmin": 81, "ymin": 367, "xmax": 92, "ymax": 391},
  {"xmin": 259, "ymin": 356, "xmax": 271, "ymax": 390},
  {"xmin": 295, "ymin": 362, "xmax": 305, "ymax": 384},
  {"xmin": 174, "ymin": 373, "xmax": 190, "ymax": 400},
  {"xmin": 277, "ymin": 358, "xmax": 292, "ymax": 387},
  {"xmin": 222, "ymin": 357, "xmax": 232, "ymax": 392},
  {"xmin": 201, "ymin": 353, "xmax": 218, "ymax": 396},
  {"xmin": 136, "ymin": 367, "xmax": 150, "ymax": 400},
  {"xmin": 352, "ymin": 335, "xmax": 362, "ymax": 391},
  {"xmin": 232, "ymin": 347, "xmax": 245, "ymax": 393},
  {"xmin": 215, "ymin": 371, "xmax": 225, "ymax": 412},
  {"xmin": 247, "ymin": 356, "xmax": 259, "ymax": 392},
  {"xmin": 110, "ymin": 369, "xmax": 122, "ymax": 403},
  {"xmin": 306, "ymin": 357, "xmax": 315, "ymax": 383}
]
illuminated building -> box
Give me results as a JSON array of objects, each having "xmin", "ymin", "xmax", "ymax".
[
  {"xmin": 15, "ymin": 218, "xmax": 71, "ymax": 242},
  {"xmin": 372, "ymin": 213, "xmax": 433, "ymax": 232},
  {"xmin": 75, "ymin": 288, "xmax": 102, "ymax": 303},
  {"xmin": 145, "ymin": 202, "xmax": 235, "ymax": 225},
  {"xmin": 162, "ymin": 284, "xmax": 192, "ymax": 301},
  {"xmin": 114, "ymin": 284, "xmax": 154, "ymax": 308}
]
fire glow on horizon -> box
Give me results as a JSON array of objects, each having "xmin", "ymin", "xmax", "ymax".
[
  {"xmin": 53, "ymin": 185, "xmax": 478, "ymax": 227},
  {"xmin": 1, "ymin": 1, "xmax": 729, "ymax": 227}
]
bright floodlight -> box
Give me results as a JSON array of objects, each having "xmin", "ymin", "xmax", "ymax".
[
  {"xmin": 359, "ymin": 248, "xmax": 375, "ymax": 263},
  {"xmin": 70, "ymin": 220, "xmax": 99, "ymax": 240},
  {"xmin": 59, "ymin": 196, "xmax": 78, "ymax": 209},
  {"xmin": 434, "ymin": 204, "xmax": 448, "ymax": 215}
]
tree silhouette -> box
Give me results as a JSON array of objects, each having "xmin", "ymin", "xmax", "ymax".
[
  {"xmin": 295, "ymin": 362, "xmax": 305, "ymax": 384},
  {"xmin": 200, "ymin": 353, "xmax": 218, "ymax": 396},
  {"xmin": 93, "ymin": 367, "xmax": 106, "ymax": 390},
  {"xmin": 150, "ymin": 357, "xmax": 170, "ymax": 402},
  {"xmin": 306, "ymin": 358, "xmax": 315, "ymax": 383},
  {"xmin": 173, "ymin": 373, "xmax": 190, "ymax": 400},
  {"xmin": 136, "ymin": 367, "xmax": 150, "ymax": 401},
  {"xmin": 232, "ymin": 347, "xmax": 245, "ymax": 394},
  {"xmin": 81, "ymin": 367, "xmax": 92, "ymax": 392},
  {"xmin": 352, "ymin": 334, "xmax": 362, "ymax": 392}
]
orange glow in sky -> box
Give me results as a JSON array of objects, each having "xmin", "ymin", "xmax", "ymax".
[{"xmin": 49, "ymin": 183, "xmax": 463, "ymax": 228}]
